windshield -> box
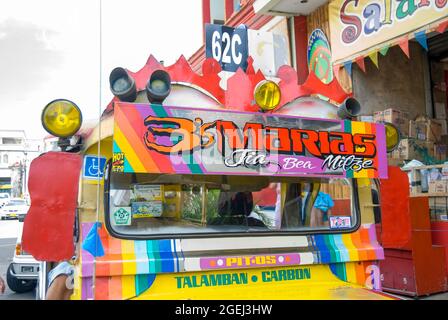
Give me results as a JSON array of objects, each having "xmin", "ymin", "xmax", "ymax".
[
  {"xmin": 106, "ymin": 173, "xmax": 359, "ymax": 238},
  {"xmin": 6, "ymin": 200, "xmax": 26, "ymax": 206}
]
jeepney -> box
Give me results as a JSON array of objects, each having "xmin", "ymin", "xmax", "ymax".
[{"xmin": 22, "ymin": 54, "xmax": 399, "ymax": 300}]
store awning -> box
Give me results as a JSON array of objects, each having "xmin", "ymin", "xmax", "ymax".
[
  {"xmin": 328, "ymin": 1, "xmax": 448, "ymax": 67},
  {"xmin": 253, "ymin": 0, "xmax": 328, "ymax": 16}
]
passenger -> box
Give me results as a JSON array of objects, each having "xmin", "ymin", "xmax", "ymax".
[
  {"xmin": 310, "ymin": 192, "xmax": 334, "ymax": 227},
  {"xmin": 209, "ymin": 191, "xmax": 266, "ymax": 227},
  {"xmin": 45, "ymin": 261, "xmax": 75, "ymax": 300}
]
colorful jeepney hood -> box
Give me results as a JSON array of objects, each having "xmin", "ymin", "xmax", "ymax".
[{"xmin": 112, "ymin": 103, "xmax": 388, "ymax": 178}]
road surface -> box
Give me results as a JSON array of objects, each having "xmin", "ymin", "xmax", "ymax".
[{"xmin": 0, "ymin": 220, "xmax": 35, "ymax": 300}]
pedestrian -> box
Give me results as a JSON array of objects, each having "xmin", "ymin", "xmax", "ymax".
[{"xmin": 0, "ymin": 276, "xmax": 5, "ymax": 294}]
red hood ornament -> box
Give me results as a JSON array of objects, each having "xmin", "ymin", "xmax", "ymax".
[{"xmin": 103, "ymin": 54, "xmax": 351, "ymax": 115}]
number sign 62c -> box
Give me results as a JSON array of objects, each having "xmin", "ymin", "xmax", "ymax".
[{"xmin": 205, "ymin": 24, "xmax": 248, "ymax": 72}]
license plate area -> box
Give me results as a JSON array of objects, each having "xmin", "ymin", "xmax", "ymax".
[{"xmin": 21, "ymin": 266, "xmax": 34, "ymax": 273}]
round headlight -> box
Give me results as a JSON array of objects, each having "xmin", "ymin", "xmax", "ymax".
[
  {"xmin": 41, "ymin": 99, "xmax": 82, "ymax": 138},
  {"xmin": 384, "ymin": 122, "xmax": 401, "ymax": 153},
  {"xmin": 254, "ymin": 80, "xmax": 281, "ymax": 111},
  {"xmin": 109, "ymin": 67, "xmax": 137, "ymax": 102},
  {"xmin": 146, "ymin": 70, "xmax": 171, "ymax": 104}
]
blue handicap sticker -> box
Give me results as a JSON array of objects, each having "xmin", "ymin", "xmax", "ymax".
[{"xmin": 83, "ymin": 155, "xmax": 107, "ymax": 179}]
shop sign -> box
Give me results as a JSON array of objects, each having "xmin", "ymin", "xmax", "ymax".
[
  {"xmin": 112, "ymin": 103, "xmax": 388, "ymax": 178},
  {"xmin": 329, "ymin": 0, "xmax": 448, "ymax": 63},
  {"xmin": 205, "ymin": 24, "xmax": 248, "ymax": 72}
]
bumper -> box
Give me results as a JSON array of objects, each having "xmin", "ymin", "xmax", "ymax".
[
  {"xmin": 74, "ymin": 264, "xmax": 400, "ymax": 300},
  {"xmin": 10, "ymin": 259, "xmax": 39, "ymax": 280},
  {"xmin": 1, "ymin": 213, "xmax": 18, "ymax": 219}
]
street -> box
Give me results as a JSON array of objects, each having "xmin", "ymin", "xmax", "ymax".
[{"xmin": 0, "ymin": 220, "xmax": 35, "ymax": 300}]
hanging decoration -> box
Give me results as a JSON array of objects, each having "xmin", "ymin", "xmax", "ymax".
[
  {"xmin": 379, "ymin": 45, "xmax": 390, "ymax": 56},
  {"xmin": 398, "ymin": 36, "xmax": 410, "ymax": 58},
  {"xmin": 355, "ymin": 57, "xmax": 366, "ymax": 73},
  {"xmin": 368, "ymin": 51, "xmax": 379, "ymax": 68},
  {"xmin": 436, "ymin": 20, "xmax": 448, "ymax": 33},
  {"xmin": 414, "ymin": 31, "xmax": 428, "ymax": 51},
  {"xmin": 343, "ymin": 60, "xmax": 352, "ymax": 77}
]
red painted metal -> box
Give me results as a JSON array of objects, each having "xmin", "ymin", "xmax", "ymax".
[
  {"xmin": 225, "ymin": 0, "xmax": 234, "ymax": 21},
  {"xmin": 22, "ymin": 152, "xmax": 82, "ymax": 261},
  {"xmin": 293, "ymin": 16, "xmax": 309, "ymax": 85},
  {"xmin": 431, "ymin": 221, "xmax": 448, "ymax": 276},
  {"xmin": 202, "ymin": 0, "xmax": 211, "ymax": 42},
  {"xmin": 276, "ymin": 64, "xmax": 351, "ymax": 107},
  {"xmin": 380, "ymin": 250, "xmax": 417, "ymax": 295},
  {"xmin": 225, "ymin": 57, "xmax": 266, "ymax": 111},
  {"xmin": 379, "ymin": 166, "xmax": 448, "ymax": 296},
  {"xmin": 380, "ymin": 166, "xmax": 412, "ymax": 248},
  {"xmin": 103, "ymin": 53, "xmax": 350, "ymax": 116},
  {"xmin": 408, "ymin": 197, "xmax": 447, "ymax": 295}
]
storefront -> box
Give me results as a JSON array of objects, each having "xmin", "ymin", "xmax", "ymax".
[
  {"xmin": 254, "ymin": 0, "xmax": 448, "ymax": 297},
  {"xmin": 324, "ymin": 1, "xmax": 447, "ymax": 164},
  {"xmin": 325, "ymin": 0, "xmax": 448, "ymax": 296}
]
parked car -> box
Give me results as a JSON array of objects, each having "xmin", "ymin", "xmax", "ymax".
[
  {"xmin": 0, "ymin": 198, "xmax": 29, "ymax": 221},
  {"xmin": 0, "ymin": 193, "xmax": 10, "ymax": 208},
  {"xmin": 7, "ymin": 222, "xmax": 39, "ymax": 293}
]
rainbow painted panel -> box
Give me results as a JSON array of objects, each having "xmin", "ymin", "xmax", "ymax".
[
  {"xmin": 112, "ymin": 103, "xmax": 388, "ymax": 178},
  {"xmin": 330, "ymin": 261, "xmax": 382, "ymax": 291},
  {"xmin": 77, "ymin": 223, "xmax": 383, "ymax": 299},
  {"xmin": 79, "ymin": 264, "xmax": 393, "ymax": 300}
]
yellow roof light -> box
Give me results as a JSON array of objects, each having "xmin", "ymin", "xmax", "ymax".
[
  {"xmin": 384, "ymin": 122, "xmax": 401, "ymax": 153},
  {"xmin": 41, "ymin": 99, "xmax": 82, "ymax": 138},
  {"xmin": 254, "ymin": 80, "xmax": 281, "ymax": 111}
]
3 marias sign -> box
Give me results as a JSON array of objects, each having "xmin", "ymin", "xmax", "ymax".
[
  {"xmin": 112, "ymin": 103, "xmax": 388, "ymax": 178},
  {"xmin": 329, "ymin": 0, "xmax": 448, "ymax": 63}
]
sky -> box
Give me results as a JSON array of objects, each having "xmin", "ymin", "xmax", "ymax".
[{"xmin": 0, "ymin": 0, "xmax": 203, "ymax": 139}]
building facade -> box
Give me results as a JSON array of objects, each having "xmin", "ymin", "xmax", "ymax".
[
  {"xmin": 0, "ymin": 130, "xmax": 43, "ymax": 197},
  {"xmin": 190, "ymin": 0, "xmax": 448, "ymax": 164}
]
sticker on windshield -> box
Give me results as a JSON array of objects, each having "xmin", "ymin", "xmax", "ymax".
[
  {"xmin": 113, "ymin": 207, "xmax": 132, "ymax": 226},
  {"xmin": 131, "ymin": 201, "xmax": 162, "ymax": 218},
  {"xmin": 329, "ymin": 216, "xmax": 352, "ymax": 229},
  {"xmin": 134, "ymin": 185, "xmax": 162, "ymax": 200}
]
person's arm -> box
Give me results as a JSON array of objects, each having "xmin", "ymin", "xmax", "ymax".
[
  {"xmin": 46, "ymin": 274, "xmax": 72, "ymax": 300},
  {"xmin": 0, "ymin": 276, "xmax": 5, "ymax": 294}
]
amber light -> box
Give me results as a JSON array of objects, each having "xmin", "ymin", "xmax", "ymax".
[
  {"xmin": 41, "ymin": 99, "xmax": 82, "ymax": 138},
  {"xmin": 254, "ymin": 80, "xmax": 281, "ymax": 111},
  {"xmin": 15, "ymin": 243, "xmax": 22, "ymax": 256},
  {"xmin": 384, "ymin": 122, "xmax": 401, "ymax": 153}
]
